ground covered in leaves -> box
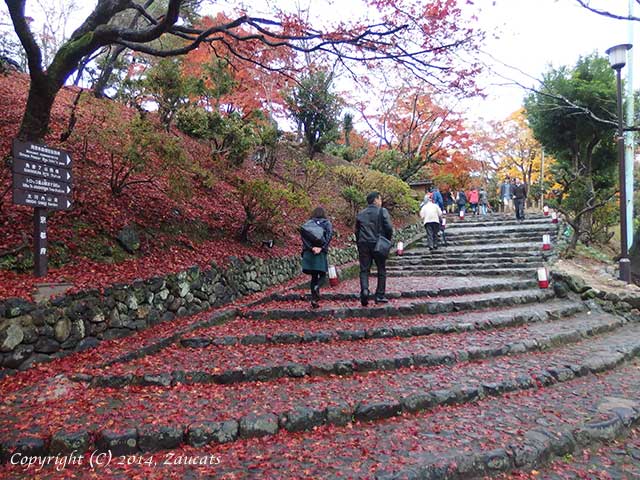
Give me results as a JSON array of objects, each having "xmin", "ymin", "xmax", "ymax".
[{"xmin": 0, "ymin": 72, "xmax": 374, "ymax": 301}]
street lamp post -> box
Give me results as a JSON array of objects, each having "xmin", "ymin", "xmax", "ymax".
[{"xmin": 606, "ymin": 43, "xmax": 633, "ymax": 283}]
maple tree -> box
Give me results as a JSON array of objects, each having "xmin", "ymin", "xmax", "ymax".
[
  {"xmin": 361, "ymin": 85, "xmax": 470, "ymax": 181},
  {"xmin": 3, "ymin": 0, "xmax": 482, "ymax": 143}
]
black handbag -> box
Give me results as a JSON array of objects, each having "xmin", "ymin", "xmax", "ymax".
[
  {"xmin": 300, "ymin": 220, "xmax": 325, "ymax": 247},
  {"xmin": 373, "ymin": 208, "xmax": 392, "ymax": 258}
]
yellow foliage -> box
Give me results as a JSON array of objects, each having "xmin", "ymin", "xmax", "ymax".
[{"xmin": 493, "ymin": 108, "xmax": 555, "ymax": 187}]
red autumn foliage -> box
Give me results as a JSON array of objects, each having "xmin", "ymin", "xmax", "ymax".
[{"xmin": 0, "ymin": 72, "xmax": 363, "ymax": 302}]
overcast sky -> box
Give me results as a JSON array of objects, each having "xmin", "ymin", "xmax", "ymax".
[
  {"xmin": 7, "ymin": 0, "xmax": 637, "ymax": 124},
  {"xmin": 468, "ymin": 0, "xmax": 636, "ymax": 122}
]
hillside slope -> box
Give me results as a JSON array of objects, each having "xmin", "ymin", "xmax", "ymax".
[{"xmin": 0, "ymin": 72, "xmax": 372, "ymax": 301}]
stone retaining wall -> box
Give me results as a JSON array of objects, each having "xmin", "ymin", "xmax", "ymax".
[{"xmin": 0, "ymin": 222, "xmax": 424, "ymax": 373}]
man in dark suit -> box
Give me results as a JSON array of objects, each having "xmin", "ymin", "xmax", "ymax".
[{"xmin": 355, "ymin": 191, "xmax": 394, "ymax": 306}]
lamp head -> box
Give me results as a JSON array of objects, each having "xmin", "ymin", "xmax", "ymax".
[{"xmin": 606, "ymin": 44, "xmax": 632, "ymax": 70}]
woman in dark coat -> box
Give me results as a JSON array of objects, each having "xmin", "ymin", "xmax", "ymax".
[{"xmin": 301, "ymin": 207, "xmax": 333, "ymax": 308}]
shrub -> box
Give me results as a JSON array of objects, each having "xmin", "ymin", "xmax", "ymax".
[
  {"xmin": 341, "ymin": 185, "xmax": 366, "ymax": 219},
  {"xmin": 234, "ymin": 178, "xmax": 311, "ymax": 242},
  {"xmin": 176, "ymin": 107, "xmax": 259, "ymax": 166},
  {"xmin": 333, "ymin": 165, "xmax": 418, "ymax": 223}
]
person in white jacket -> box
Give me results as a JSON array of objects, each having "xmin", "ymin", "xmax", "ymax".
[{"xmin": 419, "ymin": 196, "xmax": 443, "ymax": 251}]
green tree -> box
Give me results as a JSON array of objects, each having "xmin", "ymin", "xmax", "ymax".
[
  {"xmin": 343, "ymin": 112, "xmax": 354, "ymax": 146},
  {"xmin": 524, "ymin": 54, "xmax": 618, "ymax": 250},
  {"xmin": 144, "ymin": 57, "xmax": 197, "ymax": 130},
  {"xmin": 285, "ymin": 70, "xmax": 342, "ymax": 158}
]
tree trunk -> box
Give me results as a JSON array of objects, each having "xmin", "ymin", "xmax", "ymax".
[
  {"xmin": 93, "ymin": 45, "xmax": 126, "ymax": 98},
  {"xmin": 17, "ymin": 77, "xmax": 58, "ymax": 142}
]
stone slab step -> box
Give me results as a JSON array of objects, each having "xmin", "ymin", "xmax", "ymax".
[
  {"xmin": 243, "ymin": 288, "xmax": 556, "ymax": 320},
  {"xmin": 406, "ymin": 242, "xmax": 545, "ymax": 254},
  {"xmin": 387, "ymin": 262, "xmax": 544, "ymax": 271},
  {"xmin": 283, "ymin": 277, "xmax": 538, "ymax": 301},
  {"xmin": 425, "ymin": 237, "xmax": 554, "ymax": 247},
  {"xmin": 388, "ymin": 267, "xmax": 540, "ymax": 278},
  {"xmin": 4, "ymin": 313, "xmax": 637, "ymax": 461},
  {"xmin": 443, "ymin": 228, "xmax": 558, "ymax": 238},
  {"xmin": 84, "ymin": 306, "xmax": 625, "ymax": 386},
  {"xmin": 444, "ymin": 225, "xmax": 558, "ymax": 236},
  {"xmin": 388, "ymin": 256, "xmax": 546, "ymax": 266},
  {"xmin": 7, "ymin": 345, "xmax": 640, "ymax": 477},
  {"xmin": 179, "ymin": 300, "xmax": 585, "ymax": 350}
]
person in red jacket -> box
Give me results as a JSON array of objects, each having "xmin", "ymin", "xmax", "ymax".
[{"xmin": 468, "ymin": 188, "xmax": 479, "ymax": 216}]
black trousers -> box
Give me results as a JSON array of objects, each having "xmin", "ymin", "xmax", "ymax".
[
  {"xmin": 310, "ymin": 271, "xmax": 326, "ymax": 293},
  {"xmin": 514, "ymin": 198, "xmax": 525, "ymax": 220},
  {"xmin": 358, "ymin": 243, "xmax": 386, "ymax": 297},
  {"xmin": 424, "ymin": 222, "xmax": 440, "ymax": 249}
]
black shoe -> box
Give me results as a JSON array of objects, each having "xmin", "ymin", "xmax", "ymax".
[
  {"xmin": 360, "ymin": 289, "xmax": 369, "ymax": 307},
  {"xmin": 310, "ymin": 300, "xmax": 320, "ymax": 309},
  {"xmin": 374, "ymin": 296, "xmax": 389, "ymax": 304},
  {"xmin": 311, "ymin": 285, "xmax": 320, "ymax": 301}
]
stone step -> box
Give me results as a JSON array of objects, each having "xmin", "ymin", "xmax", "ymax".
[
  {"xmin": 445, "ymin": 223, "xmax": 556, "ymax": 233},
  {"xmin": 7, "ymin": 319, "xmax": 640, "ymax": 475},
  {"xmin": 281, "ymin": 277, "xmax": 538, "ymax": 300},
  {"xmin": 84, "ymin": 305, "xmax": 624, "ymax": 388},
  {"xmin": 447, "ymin": 216, "xmax": 552, "ymax": 227},
  {"xmin": 397, "ymin": 250, "xmax": 550, "ymax": 261},
  {"xmin": 241, "ymin": 288, "xmax": 556, "ymax": 320},
  {"xmin": 179, "ymin": 299, "xmax": 585, "ymax": 350},
  {"xmin": 433, "ymin": 230, "xmax": 557, "ymax": 241},
  {"xmin": 387, "ymin": 263, "xmax": 544, "ymax": 273},
  {"xmin": 388, "ymin": 256, "xmax": 546, "ymax": 267},
  {"xmin": 444, "ymin": 224, "xmax": 557, "ymax": 234},
  {"xmin": 388, "ymin": 267, "xmax": 540, "ymax": 277},
  {"xmin": 426, "ymin": 236, "xmax": 555, "ymax": 246},
  {"xmin": 405, "ymin": 242, "xmax": 547, "ymax": 254}
]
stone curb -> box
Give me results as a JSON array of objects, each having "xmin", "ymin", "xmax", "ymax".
[
  {"xmin": 552, "ymin": 270, "xmax": 640, "ymax": 311},
  {"xmin": 263, "ymin": 279, "xmax": 538, "ymax": 303},
  {"xmin": 241, "ymin": 290, "xmax": 557, "ymax": 321},
  {"xmin": 376, "ymin": 397, "xmax": 640, "ymax": 480},
  {"xmin": 4, "ymin": 325, "xmax": 640, "ymax": 464},
  {"xmin": 83, "ymin": 306, "xmax": 626, "ymax": 390},
  {"xmin": 97, "ymin": 308, "xmax": 238, "ymax": 368},
  {"xmin": 180, "ymin": 302, "xmax": 585, "ymax": 351}
]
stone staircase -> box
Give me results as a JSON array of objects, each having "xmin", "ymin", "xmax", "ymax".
[
  {"xmin": 1, "ymin": 215, "xmax": 640, "ymax": 479},
  {"xmin": 387, "ymin": 214, "xmax": 558, "ymax": 278}
]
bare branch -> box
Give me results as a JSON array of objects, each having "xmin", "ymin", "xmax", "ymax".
[{"xmin": 574, "ymin": 0, "xmax": 640, "ymax": 21}]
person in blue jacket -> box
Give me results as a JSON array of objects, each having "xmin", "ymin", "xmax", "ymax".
[{"xmin": 431, "ymin": 187, "xmax": 444, "ymax": 211}]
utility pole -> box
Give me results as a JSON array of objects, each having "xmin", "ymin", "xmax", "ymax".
[
  {"xmin": 539, "ymin": 148, "xmax": 545, "ymax": 210},
  {"xmin": 626, "ymin": 0, "xmax": 635, "ymax": 249}
]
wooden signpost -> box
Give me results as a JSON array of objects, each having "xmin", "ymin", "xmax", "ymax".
[{"xmin": 12, "ymin": 140, "xmax": 73, "ymax": 277}]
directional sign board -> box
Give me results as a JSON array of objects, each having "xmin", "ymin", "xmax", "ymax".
[
  {"xmin": 13, "ymin": 140, "xmax": 72, "ymax": 169},
  {"xmin": 13, "ymin": 157, "xmax": 72, "ymax": 183},
  {"xmin": 12, "ymin": 190, "xmax": 72, "ymax": 210},
  {"xmin": 13, "ymin": 173, "xmax": 71, "ymax": 196},
  {"xmin": 12, "ymin": 140, "xmax": 72, "ymax": 210},
  {"xmin": 11, "ymin": 140, "xmax": 73, "ymax": 277}
]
